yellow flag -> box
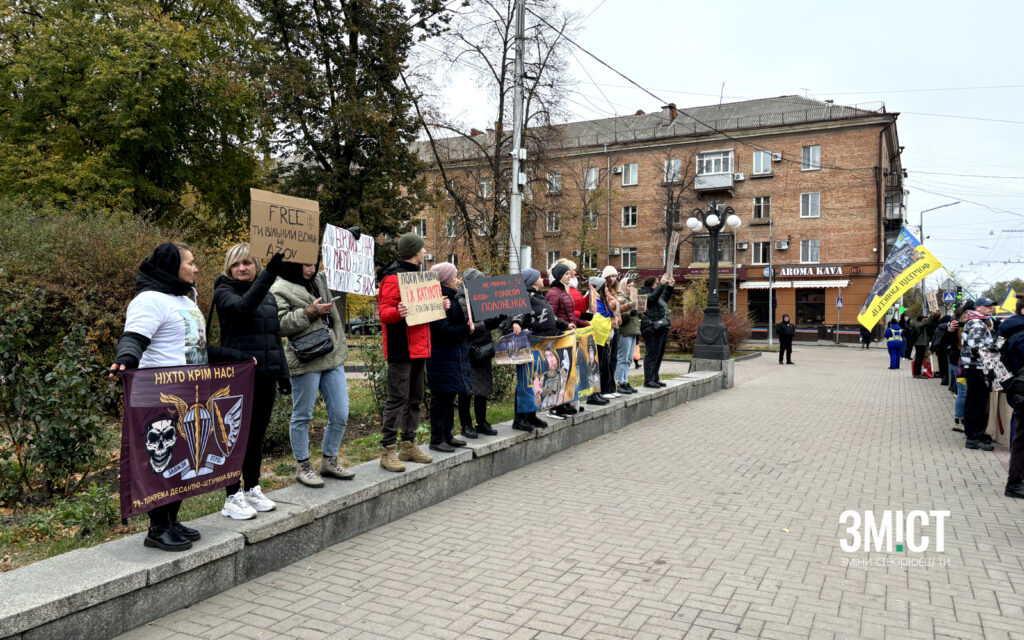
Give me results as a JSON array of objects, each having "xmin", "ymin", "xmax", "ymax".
[
  {"xmin": 857, "ymin": 228, "xmax": 943, "ymax": 331},
  {"xmin": 998, "ymin": 288, "xmax": 1018, "ymax": 314}
]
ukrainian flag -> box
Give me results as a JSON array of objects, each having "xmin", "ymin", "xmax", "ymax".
[
  {"xmin": 998, "ymin": 288, "xmax": 1018, "ymax": 315},
  {"xmin": 857, "ymin": 228, "xmax": 943, "ymax": 331}
]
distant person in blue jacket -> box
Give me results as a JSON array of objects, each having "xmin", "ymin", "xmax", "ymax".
[{"xmin": 884, "ymin": 319, "xmax": 904, "ymax": 369}]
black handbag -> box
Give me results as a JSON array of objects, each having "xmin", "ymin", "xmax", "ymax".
[
  {"xmin": 651, "ymin": 317, "xmax": 671, "ymax": 331},
  {"xmin": 470, "ymin": 342, "xmax": 495, "ymax": 364},
  {"xmin": 290, "ymin": 319, "xmax": 334, "ymax": 362}
]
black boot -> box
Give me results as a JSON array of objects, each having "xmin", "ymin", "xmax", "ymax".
[
  {"xmin": 171, "ymin": 521, "xmax": 201, "ymax": 541},
  {"xmin": 526, "ymin": 412, "xmax": 548, "ymax": 429},
  {"xmin": 1006, "ymin": 479, "xmax": 1024, "ymax": 499},
  {"xmin": 144, "ymin": 524, "xmax": 192, "ymax": 551},
  {"xmin": 512, "ymin": 414, "xmax": 534, "ymax": 432},
  {"xmin": 477, "ymin": 420, "xmax": 497, "ymax": 436},
  {"xmin": 461, "ymin": 424, "xmax": 479, "ymax": 439}
]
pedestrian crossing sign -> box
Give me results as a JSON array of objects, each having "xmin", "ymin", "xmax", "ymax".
[{"xmin": 942, "ymin": 291, "xmax": 955, "ymax": 303}]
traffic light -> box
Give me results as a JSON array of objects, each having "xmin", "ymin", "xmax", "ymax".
[{"xmin": 955, "ymin": 286, "xmax": 963, "ymax": 301}]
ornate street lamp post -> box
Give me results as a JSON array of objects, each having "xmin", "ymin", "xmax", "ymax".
[{"xmin": 686, "ymin": 203, "xmax": 742, "ymax": 360}]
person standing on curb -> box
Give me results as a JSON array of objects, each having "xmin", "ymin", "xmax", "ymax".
[
  {"xmin": 273, "ymin": 258, "xmax": 356, "ymax": 488},
  {"xmin": 213, "ymin": 245, "xmax": 288, "ymax": 518},
  {"xmin": 775, "ymin": 314, "xmax": 796, "ymax": 365},
  {"xmin": 639, "ymin": 274, "xmax": 673, "ymax": 388},
  {"xmin": 614, "ymin": 276, "xmax": 641, "ymax": 395},
  {"xmin": 960, "ymin": 296, "xmax": 997, "ymax": 451},
  {"xmin": 376, "ymin": 232, "xmax": 439, "ymax": 472},
  {"xmin": 545, "ymin": 261, "xmax": 587, "ymax": 420},
  {"xmin": 998, "ymin": 295, "xmax": 1024, "ymax": 498},
  {"xmin": 909, "ymin": 315, "xmax": 929, "ymax": 377},
  {"xmin": 883, "ymin": 319, "xmax": 903, "ymax": 369},
  {"xmin": 456, "ymin": 268, "xmax": 500, "ymax": 437},
  {"xmin": 426, "ymin": 263, "xmax": 471, "ymax": 453}
]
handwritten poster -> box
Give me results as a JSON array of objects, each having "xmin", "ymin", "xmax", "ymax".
[
  {"xmin": 322, "ymin": 223, "xmax": 376, "ymax": 296},
  {"xmin": 250, "ymin": 188, "xmax": 320, "ymax": 264},
  {"xmin": 398, "ymin": 271, "xmax": 445, "ymax": 326}
]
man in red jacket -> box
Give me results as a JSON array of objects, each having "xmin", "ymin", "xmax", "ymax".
[{"xmin": 377, "ymin": 232, "xmax": 439, "ymax": 472}]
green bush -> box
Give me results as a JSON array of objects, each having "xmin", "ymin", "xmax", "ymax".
[
  {"xmin": 263, "ymin": 395, "xmax": 295, "ymax": 457},
  {"xmin": 359, "ymin": 342, "xmax": 389, "ymax": 421}
]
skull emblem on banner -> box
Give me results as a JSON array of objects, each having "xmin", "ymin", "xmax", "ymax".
[{"xmin": 145, "ymin": 419, "xmax": 177, "ymax": 473}]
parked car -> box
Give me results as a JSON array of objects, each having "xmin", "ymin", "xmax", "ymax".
[{"xmin": 346, "ymin": 317, "xmax": 381, "ymax": 335}]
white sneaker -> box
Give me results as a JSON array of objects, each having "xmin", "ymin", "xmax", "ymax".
[
  {"xmin": 244, "ymin": 486, "xmax": 276, "ymax": 512},
  {"xmin": 221, "ymin": 491, "xmax": 257, "ymax": 520},
  {"xmin": 603, "ymin": 393, "xmax": 619, "ymax": 399},
  {"xmin": 546, "ymin": 410, "xmax": 566, "ymax": 421}
]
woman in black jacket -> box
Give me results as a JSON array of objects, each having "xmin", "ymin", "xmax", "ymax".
[
  {"xmin": 638, "ymin": 274, "xmax": 674, "ymax": 388},
  {"xmin": 456, "ymin": 268, "xmax": 501, "ymax": 437},
  {"xmin": 426, "ymin": 263, "xmax": 472, "ymax": 453},
  {"xmin": 212, "ymin": 245, "xmax": 289, "ymax": 519}
]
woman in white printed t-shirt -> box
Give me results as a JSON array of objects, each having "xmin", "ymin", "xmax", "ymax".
[{"xmin": 109, "ymin": 243, "xmax": 247, "ymax": 552}]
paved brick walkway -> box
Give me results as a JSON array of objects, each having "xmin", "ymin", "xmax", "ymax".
[{"xmin": 123, "ymin": 348, "xmax": 1024, "ymax": 640}]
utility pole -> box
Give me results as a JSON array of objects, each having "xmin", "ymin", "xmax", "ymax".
[
  {"xmin": 918, "ymin": 200, "xmax": 960, "ymax": 314},
  {"xmin": 508, "ymin": 0, "xmax": 526, "ymax": 274},
  {"xmin": 768, "ymin": 218, "xmax": 774, "ymax": 346}
]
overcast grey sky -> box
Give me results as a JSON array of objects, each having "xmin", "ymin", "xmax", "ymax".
[{"xmin": 424, "ymin": 0, "xmax": 1024, "ymax": 296}]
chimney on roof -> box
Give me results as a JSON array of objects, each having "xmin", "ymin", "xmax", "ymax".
[
  {"xmin": 635, "ymin": 109, "xmax": 645, "ymax": 116},
  {"xmin": 825, "ymin": 99, "xmax": 834, "ymax": 104},
  {"xmin": 662, "ymin": 103, "xmax": 678, "ymax": 122},
  {"xmin": 470, "ymin": 128, "xmax": 484, "ymax": 137}
]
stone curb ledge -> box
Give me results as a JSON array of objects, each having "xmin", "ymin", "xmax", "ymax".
[{"xmin": 0, "ymin": 371, "xmax": 724, "ymax": 640}]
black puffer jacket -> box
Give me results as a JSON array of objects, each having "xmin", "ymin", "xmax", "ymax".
[
  {"xmin": 213, "ymin": 270, "xmax": 289, "ymax": 380},
  {"xmin": 639, "ymin": 283, "xmax": 673, "ymax": 334},
  {"xmin": 427, "ymin": 285, "xmax": 471, "ymax": 393},
  {"xmin": 507, "ymin": 288, "xmax": 569, "ymax": 337}
]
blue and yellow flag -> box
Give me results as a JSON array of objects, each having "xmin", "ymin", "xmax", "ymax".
[
  {"xmin": 857, "ymin": 228, "xmax": 943, "ymax": 331},
  {"xmin": 998, "ymin": 288, "xmax": 1018, "ymax": 315}
]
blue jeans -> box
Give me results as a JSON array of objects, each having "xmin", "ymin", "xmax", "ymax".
[
  {"xmin": 289, "ymin": 365, "xmax": 349, "ymax": 460},
  {"xmin": 955, "ymin": 374, "xmax": 967, "ymax": 420},
  {"xmin": 615, "ymin": 335, "xmax": 638, "ymax": 385}
]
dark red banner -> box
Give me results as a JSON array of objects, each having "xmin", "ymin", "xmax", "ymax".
[
  {"xmin": 465, "ymin": 275, "xmax": 532, "ymax": 321},
  {"xmin": 119, "ymin": 362, "xmax": 255, "ymax": 519}
]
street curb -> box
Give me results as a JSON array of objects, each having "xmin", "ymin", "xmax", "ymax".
[{"xmin": 0, "ymin": 371, "xmax": 725, "ymax": 640}]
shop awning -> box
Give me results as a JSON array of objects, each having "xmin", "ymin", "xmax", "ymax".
[
  {"xmin": 791, "ymin": 279, "xmax": 850, "ymax": 288},
  {"xmin": 740, "ymin": 281, "xmax": 792, "ymax": 289}
]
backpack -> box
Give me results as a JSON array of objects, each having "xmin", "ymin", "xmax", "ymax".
[{"xmin": 930, "ymin": 324, "xmax": 947, "ymax": 351}]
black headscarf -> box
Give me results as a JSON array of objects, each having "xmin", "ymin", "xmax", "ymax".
[{"xmin": 135, "ymin": 243, "xmax": 193, "ymax": 297}]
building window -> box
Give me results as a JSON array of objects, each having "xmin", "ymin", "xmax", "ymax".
[
  {"xmin": 546, "ymin": 211, "xmax": 561, "ymax": 232},
  {"xmin": 664, "ymin": 158, "xmax": 682, "ymax": 182},
  {"xmin": 479, "ymin": 178, "xmax": 492, "ymax": 198},
  {"xmin": 547, "ymin": 171, "xmax": 562, "ymax": 194},
  {"xmin": 800, "ymin": 192, "xmax": 820, "ymax": 218},
  {"xmin": 622, "ymin": 162, "xmax": 638, "ymax": 186},
  {"xmin": 621, "ymin": 206, "xmax": 637, "ymax": 228},
  {"xmin": 696, "ymin": 150, "xmax": 733, "ymax": 175},
  {"xmin": 413, "ymin": 219, "xmax": 427, "ymax": 237},
  {"xmin": 693, "ymin": 236, "xmax": 732, "ymax": 263},
  {"xmin": 621, "ymin": 247, "xmax": 637, "ymax": 269},
  {"xmin": 753, "ymin": 196, "xmax": 771, "ymax": 220},
  {"xmin": 796, "ymin": 288, "xmax": 826, "ymax": 325},
  {"xmin": 753, "ymin": 150, "xmax": 772, "ymax": 175},
  {"xmin": 445, "ymin": 218, "xmax": 458, "ymax": 237},
  {"xmin": 800, "ymin": 239, "xmax": 820, "ymax": 263},
  {"xmin": 752, "ymin": 241, "xmax": 770, "ymax": 265},
  {"xmin": 444, "ymin": 178, "xmax": 456, "ymax": 199},
  {"xmin": 801, "ymin": 145, "xmax": 821, "ymax": 171},
  {"xmin": 585, "ymin": 207, "xmax": 599, "ymax": 229},
  {"xmin": 475, "ymin": 218, "xmax": 487, "ymax": 236},
  {"xmin": 665, "ymin": 203, "xmax": 681, "ymax": 225},
  {"xmin": 582, "ymin": 251, "xmax": 597, "ymax": 270},
  {"xmin": 448, "ymin": 253, "xmax": 459, "ymax": 267},
  {"xmin": 546, "ymin": 250, "xmax": 560, "ymax": 267},
  {"xmin": 585, "ymin": 167, "xmax": 599, "ymax": 191}
]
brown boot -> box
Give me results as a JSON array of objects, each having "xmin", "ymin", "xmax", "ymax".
[
  {"xmin": 398, "ymin": 440, "xmax": 433, "ymax": 464},
  {"xmin": 380, "ymin": 444, "xmax": 405, "ymax": 473}
]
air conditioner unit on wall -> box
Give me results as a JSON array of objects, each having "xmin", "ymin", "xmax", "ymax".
[
  {"xmin": 775, "ymin": 241, "xmax": 789, "ymax": 250},
  {"xmin": 424, "ymin": 253, "xmax": 434, "ymax": 261},
  {"xmin": 772, "ymin": 152, "xmax": 783, "ymax": 162},
  {"xmin": 736, "ymin": 242, "xmax": 749, "ymax": 250},
  {"xmin": 611, "ymin": 248, "xmax": 621, "ymax": 255},
  {"xmin": 733, "ymin": 172, "xmax": 745, "ymax": 181},
  {"xmin": 572, "ymin": 249, "xmax": 582, "ymax": 256},
  {"xmin": 611, "ymin": 165, "xmax": 623, "ymax": 174}
]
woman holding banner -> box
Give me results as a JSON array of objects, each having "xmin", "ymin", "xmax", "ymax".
[
  {"xmin": 110, "ymin": 243, "xmax": 249, "ymax": 552},
  {"xmin": 212, "ymin": 245, "xmax": 289, "ymax": 520},
  {"xmin": 546, "ymin": 261, "xmax": 587, "ymax": 420},
  {"xmin": 456, "ymin": 268, "xmax": 500, "ymax": 437},
  {"xmin": 426, "ymin": 263, "xmax": 471, "ymax": 452},
  {"xmin": 272, "ymin": 260, "xmax": 354, "ymax": 488},
  {"xmin": 595, "ymin": 267, "xmax": 621, "ymax": 400}
]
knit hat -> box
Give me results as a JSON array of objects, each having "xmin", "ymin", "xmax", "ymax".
[
  {"xmin": 550, "ymin": 264, "xmax": 570, "ymax": 284},
  {"xmin": 961, "ymin": 299, "xmax": 976, "ymax": 312},
  {"xmin": 521, "ymin": 268, "xmax": 541, "ymax": 288},
  {"xmin": 397, "ymin": 232, "xmax": 425, "ymax": 259},
  {"xmin": 601, "ymin": 265, "xmax": 618, "ymax": 279},
  {"xmin": 463, "ymin": 268, "xmax": 485, "ymax": 282},
  {"xmin": 588, "ymin": 276, "xmax": 606, "ymax": 289},
  {"xmin": 431, "ymin": 262, "xmax": 458, "ymax": 286}
]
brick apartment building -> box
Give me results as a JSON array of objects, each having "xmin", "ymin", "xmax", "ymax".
[{"xmin": 412, "ymin": 96, "xmax": 906, "ymax": 339}]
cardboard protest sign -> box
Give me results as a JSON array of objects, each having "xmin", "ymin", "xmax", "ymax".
[
  {"xmin": 515, "ymin": 330, "xmax": 582, "ymax": 412},
  {"xmin": 636, "ymin": 294, "xmax": 648, "ymax": 314},
  {"xmin": 119, "ymin": 361, "xmax": 255, "ymax": 519},
  {"xmin": 398, "ymin": 271, "xmax": 445, "ymax": 326},
  {"xmin": 250, "ymin": 188, "xmax": 320, "ymax": 264},
  {"xmin": 322, "ymin": 223, "xmax": 376, "ymax": 296},
  {"xmin": 495, "ymin": 331, "xmax": 533, "ymax": 365},
  {"xmin": 464, "ymin": 275, "xmax": 532, "ymax": 321},
  {"xmin": 665, "ymin": 230, "xmax": 681, "ymax": 275}
]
